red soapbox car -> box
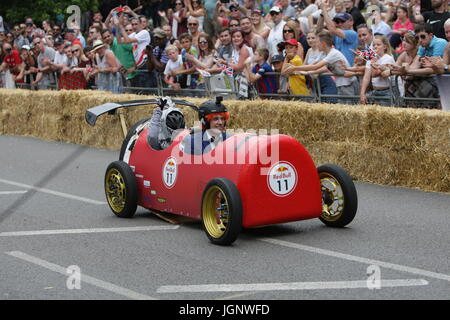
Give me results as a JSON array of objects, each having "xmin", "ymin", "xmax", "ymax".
[{"xmin": 85, "ymin": 98, "xmax": 357, "ymax": 245}]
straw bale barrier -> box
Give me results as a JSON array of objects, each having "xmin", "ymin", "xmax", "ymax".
[{"xmin": 0, "ymin": 89, "xmax": 449, "ymax": 193}]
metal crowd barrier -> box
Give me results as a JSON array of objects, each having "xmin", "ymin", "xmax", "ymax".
[{"xmin": 2, "ymin": 69, "xmax": 444, "ymax": 109}]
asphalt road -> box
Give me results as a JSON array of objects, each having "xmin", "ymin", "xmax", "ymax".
[{"xmin": 0, "ymin": 135, "xmax": 449, "ymax": 301}]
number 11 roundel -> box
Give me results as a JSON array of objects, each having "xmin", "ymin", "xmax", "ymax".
[
  {"xmin": 267, "ymin": 161, "xmax": 298, "ymax": 197},
  {"xmin": 162, "ymin": 157, "xmax": 178, "ymax": 189}
]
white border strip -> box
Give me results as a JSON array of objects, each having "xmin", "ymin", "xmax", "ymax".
[
  {"xmin": 0, "ymin": 225, "xmax": 179, "ymax": 237},
  {"xmin": 0, "ymin": 178, "xmax": 106, "ymax": 205},
  {"xmin": 5, "ymin": 251, "xmax": 156, "ymax": 300},
  {"xmin": 158, "ymin": 279, "xmax": 428, "ymax": 293},
  {"xmin": 0, "ymin": 191, "xmax": 28, "ymax": 195},
  {"xmin": 260, "ymin": 238, "xmax": 450, "ymax": 282}
]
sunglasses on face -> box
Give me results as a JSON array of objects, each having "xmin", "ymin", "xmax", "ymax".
[
  {"xmin": 199, "ymin": 40, "xmax": 207, "ymax": 44},
  {"xmin": 283, "ymin": 29, "xmax": 294, "ymax": 33},
  {"xmin": 72, "ymin": 49, "xmax": 79, "ymax": 53},
  {"xmin": 270, "ymin": 12, "xmax": 280, "ymax": 16},
  {"xmin": 418, "ymin": 34, "xmax": 427, "ymax": 39},
  {"xmin": 188, "ymin": 23, "xmax": 198, "ymax": 26},
  {"xmin": 230, "ymin": 24, "xmax": 239, "ymax": 27},
  {"xmin": 125, "ymin": 29, "xmax": 133, "ymax": 32}
]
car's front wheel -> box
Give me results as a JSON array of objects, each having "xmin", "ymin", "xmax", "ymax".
[
  {"xmin": 104, "ymin": 161, "xmax": 138, "ymax": 218},
  {"xmin": 201, "ymin": 178, "xmax": 242, "ymax": 245},
  {"xmin": 318, "ymin": 164, "xmax": 357, "ymax": 228}
]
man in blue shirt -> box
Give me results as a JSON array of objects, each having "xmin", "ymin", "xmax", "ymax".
[
  {"xmin": 318, "ymin": 7, "xmax": 359, "ymax": 66},
  {"xmin": 416, "ymin": 24, "xmax": 448, "ymax": 57}
]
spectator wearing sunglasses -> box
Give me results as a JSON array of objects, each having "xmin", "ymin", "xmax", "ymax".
[
  {"xmin": 186, "ymin": 0, "xmax": 206, "ymax": 32},
  {"xmin": 187, "ymin": 16, "xmax": 201, "ymax": 48},
  {"xmin": 31, "ymin": 37, "xmax": 56, "ymax": 89},
  {"xmin": 167, "ymin": 0, "xmax": 188, "ymax": 38},
  {"xmin": 415, "ymin": 24, "xmax": 448, "ymax": 58},
  {"xmin": 267, "ymin": 6, "xmax": 286, "ymax": 57}
]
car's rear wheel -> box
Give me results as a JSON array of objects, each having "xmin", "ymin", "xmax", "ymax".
[
  {"xmin": 104, "ymin": 161, "xmax": 138, "ymax": 218},
  {"xmin": 119, "ymin": 118, "xmax": 151, "ymax": 161},
  {"xmin": 318, "ymin": 164, "xmax": 357, "ymax": 227},
  {"xmin": 201, "ymin": 178, "xmax": 242, "ymax": 245}
]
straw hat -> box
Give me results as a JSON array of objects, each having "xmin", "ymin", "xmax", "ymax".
[{"xmin": 90, "ymin": 39, "xmax": 107, "ymax": 53}]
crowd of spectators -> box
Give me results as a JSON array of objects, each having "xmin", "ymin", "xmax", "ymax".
[{"xmin": 0, "ymin": 0, "xmax": 449, "ymax": 106}]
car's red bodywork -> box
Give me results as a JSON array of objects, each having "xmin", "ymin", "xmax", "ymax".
[{"xmin": 127, "ymin": 128, "xmax": 323, "ymax": 228}]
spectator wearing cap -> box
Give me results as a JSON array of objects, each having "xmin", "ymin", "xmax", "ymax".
[
  {"xmin": 65, "ymin": 29, "xmax": 83, "ymax": 47},
  {"xmin": 102, "ymin": 29, "xmax": 136, "ymax": 86},
  {"xmin": 267, "ymin": 6, "xmax": 286, "ymax": 58},
  {"xmin": 91, "ymin": 39, "xmax": 123, "ymax": 94},
  {"xmin": 251, "ymin": 9, "xmax": 271, "ymax": 40},
  {"xmin": 318, "ymin": 4, "xmax": 358, "ymax": 66},
  {"xmin": 148, "ymin": 28, "xmax": 170, "ymax": 85},
  {"xmin": 280, "ymin": 38, "xmax": 310, "ymax": 95},
  {"xmin": 271, "ymin": 53, "xmax": 289, "ymax": 94},
  {"xmin": 228, "ymin": 3, "xmax": 244, "ymax": 21},
  {"xmin": 47, "ymin": 39, "xmax": 68, "ymax": 73},
  {"xmin": 408, "ymin": 0, "xmax": 450, "ymax": 40},
  {"xmin": 283, "ymin": 20, "xmax": 305, "ymax": 60}
]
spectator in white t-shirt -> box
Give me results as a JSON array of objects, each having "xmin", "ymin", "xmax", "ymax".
[
  {"xmin": 117, "ymin": 16, "xmax": 152, "ymax": 88},
  {"xmin": 360, "ymin": 35, "xmax": 396, "ymax": 105},
  {"xmin": 164, "ymin": 45, "xmax": 183, "ymax": 91},
  {"xmin": 299, "ymin": 31, "xmax": 359, "ymax": 104}
]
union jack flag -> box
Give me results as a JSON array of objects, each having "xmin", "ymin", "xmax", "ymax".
[{"xmin": 352, "ymin": 47, "xmax": 378, "ymax": 61}]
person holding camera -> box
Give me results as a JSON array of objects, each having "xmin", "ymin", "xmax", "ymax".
[{"xmin": 117, "ymin": 12, "xmax": 151, "ymax": 88}]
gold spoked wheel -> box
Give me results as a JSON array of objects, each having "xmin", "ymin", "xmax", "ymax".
[
  {"xmin": 202, "ymin": 186, "xmax": 230, "ymax": 239},
  {"xmin": 104, "ymin": 161, "xmax": 138, "ymax": 218},
  {"xmin": 318, "ymin": 164, "xmax": 357, "ymax": 228},
  {"xmin": 105, "ymin": 168, "xmax": 126, "ymax": 213},
  {"xmin": 320, "ymin": 173, "xmax": 345, "ymax": 223},
  {"xmin": 201, "ymin": 178, "xmax": 242, "ymax": 245}
]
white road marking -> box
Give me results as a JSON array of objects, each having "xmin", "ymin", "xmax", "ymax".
[
  {"xmin": 0, "ymin": 178, "xmax": 106, "ymax": 205},
  {"xmin": 0, "ymin": 191, "xmax": 28, "ymax": 195},
  {"xmin": 158, "ymin": 279, "xmax": 428, "ymax": 293},
  {"xmin": 260, "ymin": 238, "xmax": 450, "ymax": 282},
  {"xmin": 0, "ymin": 225, "xmax": 179, "ymax": 237},
  {"xmin": 5, "ymin": 251, "xmax": 156, "ymax": 300}
]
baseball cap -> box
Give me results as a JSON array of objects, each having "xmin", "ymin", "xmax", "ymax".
[
  {"xmin": 21, "ymin": 45, "xmax": 31, "ymax": 51},
  {"xmin": 252, "ymin": 9, "xmax": 262, "ymax": 15},
  {"xmin": 271, "ymin": 55, "xmax": 284, "ymax": 63},
  {"xmin": 333, "ymin": 12, "xmax": 353, "ymax": 22},
  {"xmin": 284, "ymin": 38, "xmax": 299, "ymax": 47},
  {"xmin": 269, "ymin": 6, "xmax": 281, "ymax": 14},
  {"xmin": 153, "ymin": 28, "xmax": 166, "ymax": 39}
]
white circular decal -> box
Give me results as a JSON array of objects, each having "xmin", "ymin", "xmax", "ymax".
[
  {"xmin": 162, "ymin": 157, "xmax": 178, "ymax": 188},
  {"xmin": 267, "ymin": 161, "xmax": 298, "ymax": 197}
]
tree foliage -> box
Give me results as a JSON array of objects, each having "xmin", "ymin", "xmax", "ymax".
[{"xmin": 0, "ymin": 0, "xmax": 99, "ymax": 25}]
